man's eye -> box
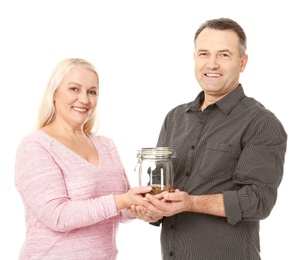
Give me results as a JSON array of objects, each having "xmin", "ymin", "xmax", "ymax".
[{"xmin": 220, "ymin": 53, "xmax": 230, "ymax": 58}]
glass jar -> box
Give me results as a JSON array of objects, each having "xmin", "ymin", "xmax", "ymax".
[{"xmin": 135, "ymin": 147, "xmax": 176, "ymax": 195}]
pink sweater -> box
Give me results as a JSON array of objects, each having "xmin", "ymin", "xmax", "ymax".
[{"xmin": 15, "ymin": 130, "xmax": 135, "ymax": 260}]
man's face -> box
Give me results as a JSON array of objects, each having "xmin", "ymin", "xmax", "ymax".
[{"xmin": 194, "ymin": 28, "xmax": 248, "ymax": 99}]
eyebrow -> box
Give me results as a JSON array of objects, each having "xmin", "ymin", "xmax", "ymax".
[
  {"xmin": 219, "ymin": 49, "xmax": 232, "ymax": 54},
  {"xmin": 68, "ymin": 82, "xmax": 81, "ymax": 86},
  {"xmin": 68, "ymin": 82, "xmax": 98, "ymax": 88},
  {"xmin": 197, "ymin": 48, "xmax": 232, "ymax": 53}
]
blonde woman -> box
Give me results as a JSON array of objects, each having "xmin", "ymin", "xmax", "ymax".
[{"xmin": 15, "ymin": 58, "xmax": 152, "ymax": 260}]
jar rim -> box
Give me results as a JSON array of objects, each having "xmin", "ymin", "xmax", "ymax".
[{"xmin": 137, "ymin": 147, "xmax": 176, "ymax": 158}]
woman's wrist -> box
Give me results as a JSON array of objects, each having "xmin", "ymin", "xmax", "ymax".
[{"xmin": 113, "ymin": 193, "xmax": 128, "ymax": 212}]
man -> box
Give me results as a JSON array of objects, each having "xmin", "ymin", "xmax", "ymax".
[{"xmin": 130, "ymin": 18, "xmax": 287, "ymax": 260}]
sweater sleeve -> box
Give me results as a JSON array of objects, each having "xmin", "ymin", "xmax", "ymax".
[{"xmin": 15, "ymin": 133, "xmax": 121, "ymax": 232}]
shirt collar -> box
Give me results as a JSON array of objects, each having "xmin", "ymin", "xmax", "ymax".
[{"xmin": 186, "ymin": 84, "xmax": 246, "ymax": 114}]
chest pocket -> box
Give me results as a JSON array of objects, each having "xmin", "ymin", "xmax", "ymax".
[{"xmin": 198, "ymin": 142, "xmax": 233, "ymax": 180}]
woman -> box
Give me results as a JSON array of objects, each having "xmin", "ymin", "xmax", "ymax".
[{"xmin": 15, "ymin": 58, "xmax": 151, "ymax": 259}]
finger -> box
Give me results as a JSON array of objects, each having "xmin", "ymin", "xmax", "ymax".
[
  {"xmin": 133, "ymin": 186, "xmax": 152, "ymax": 195},
  {"xmin": 163, "ymin": 191, "xmax": 183, "ymax": 201},
  {"xmin": 136, "ymin": 207, "xmax": 156, "ymax": 221},
  {"xmin": 152, "ymin": 193, "xmax": 166, "ymax": 200},
  {"xmin": 144, "ymin": 195, "xmax": 170, "ymax": 212},
  {"xmin": 146, "ymin": 193, "xmax": 167, "ymax": 205}
]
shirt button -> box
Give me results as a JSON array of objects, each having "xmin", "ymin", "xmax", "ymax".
[
  {"xmin": 185, "ymin": 172, "xmax": 190, "ymax": 176},
  {"xmin": 169, "ymin": 251, "xmax": 173, "ymax": 256},
  {"xmin": 191, "ymin": 145, "xmax": 195, "ymax": 149},
  {"xmin": 170, "ymin": 224, "xmax": 175, "ymax": 229}
]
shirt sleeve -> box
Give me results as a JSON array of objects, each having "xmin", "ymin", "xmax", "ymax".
[{"xmin": 223, "ymin": 113, "xmax": 287, "ymax": 225}]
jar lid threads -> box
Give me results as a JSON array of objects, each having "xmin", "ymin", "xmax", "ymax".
[{"xmin": 137, "ymin": 147, "xmax": 176, "ymax": 159}]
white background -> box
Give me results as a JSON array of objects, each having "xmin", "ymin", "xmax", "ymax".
[{"xmin": 0, "ymin": 1, "xmax": 301, "ymax": 259}]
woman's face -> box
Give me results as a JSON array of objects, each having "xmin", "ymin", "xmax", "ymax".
[{"xmin": 53, "ymin": 66, "xmax": 99, "ymax": 129}]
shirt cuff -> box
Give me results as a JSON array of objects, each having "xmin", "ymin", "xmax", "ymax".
[{"xmin": 223, "ymin": 190, "xmax": 242, "ymax": 225}]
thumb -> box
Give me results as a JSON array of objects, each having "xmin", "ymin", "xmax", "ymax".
[{"xmin": 133, "ymin": 186, "xmax": 152, "ymax": 194}]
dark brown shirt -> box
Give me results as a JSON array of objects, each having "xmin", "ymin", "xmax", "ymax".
[{"xmin": 156, "ymin": 84, "xmax": 287, "ymax": 260}]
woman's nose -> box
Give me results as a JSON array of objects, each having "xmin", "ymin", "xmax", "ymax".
[{"xmin": 78, "ymin": 93, "xmax": 89, "ymax": 104}]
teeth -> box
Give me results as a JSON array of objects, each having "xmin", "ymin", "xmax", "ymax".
[
  {"xmin": 206, "ymin": 73, "xmax": 220, "ymax": 77},
  {"xmin": 73, "ymin": 107, "xmax": 87, "ymax": 112}
]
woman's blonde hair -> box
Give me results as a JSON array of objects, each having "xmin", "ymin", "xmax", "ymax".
[{"xmin": 36, "ymin": 58, "xmax": 99, "ymax": 133}]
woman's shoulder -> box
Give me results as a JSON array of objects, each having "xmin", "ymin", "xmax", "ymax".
[
  {"xmin": 17, "ymin": 130, "xmax": 53, "ymax": 150},
  {"xmin": 20, "ymin": 130, "xmax": 52, "ymax": 142}
]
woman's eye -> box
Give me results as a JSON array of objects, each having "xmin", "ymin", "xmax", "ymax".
[
  {"xmin": 89, "ymin": 90, "xmax": 97, "ymax": 95},
  {"xmin": 70, "ymin": 87, "xmax": 79, "ymax": 92}
]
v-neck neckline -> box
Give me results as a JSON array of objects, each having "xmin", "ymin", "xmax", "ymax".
[{"xmin": 38, "ymin": 130, "xmax": 100, "ymax": 167}]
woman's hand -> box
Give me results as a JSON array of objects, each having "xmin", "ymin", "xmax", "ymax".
[
  {"xmin": 127, "ymin": 204, "xmax": 162, "ymax": 223},
  {"xmin": 141, "ymin": 190, "xmax": 193, "ymax": 217},
  {"xmin": 114, "ymin": 186, "xmax": 152, "ymax": 211},
  {"xmin": 127, "ymin": 189, "xmax": 193, "ymax": 221}
]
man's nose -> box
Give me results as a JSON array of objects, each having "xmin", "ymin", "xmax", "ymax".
[{"xmin": 206, "ymin": 56, "xmax": 220, "ymax": 69}]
